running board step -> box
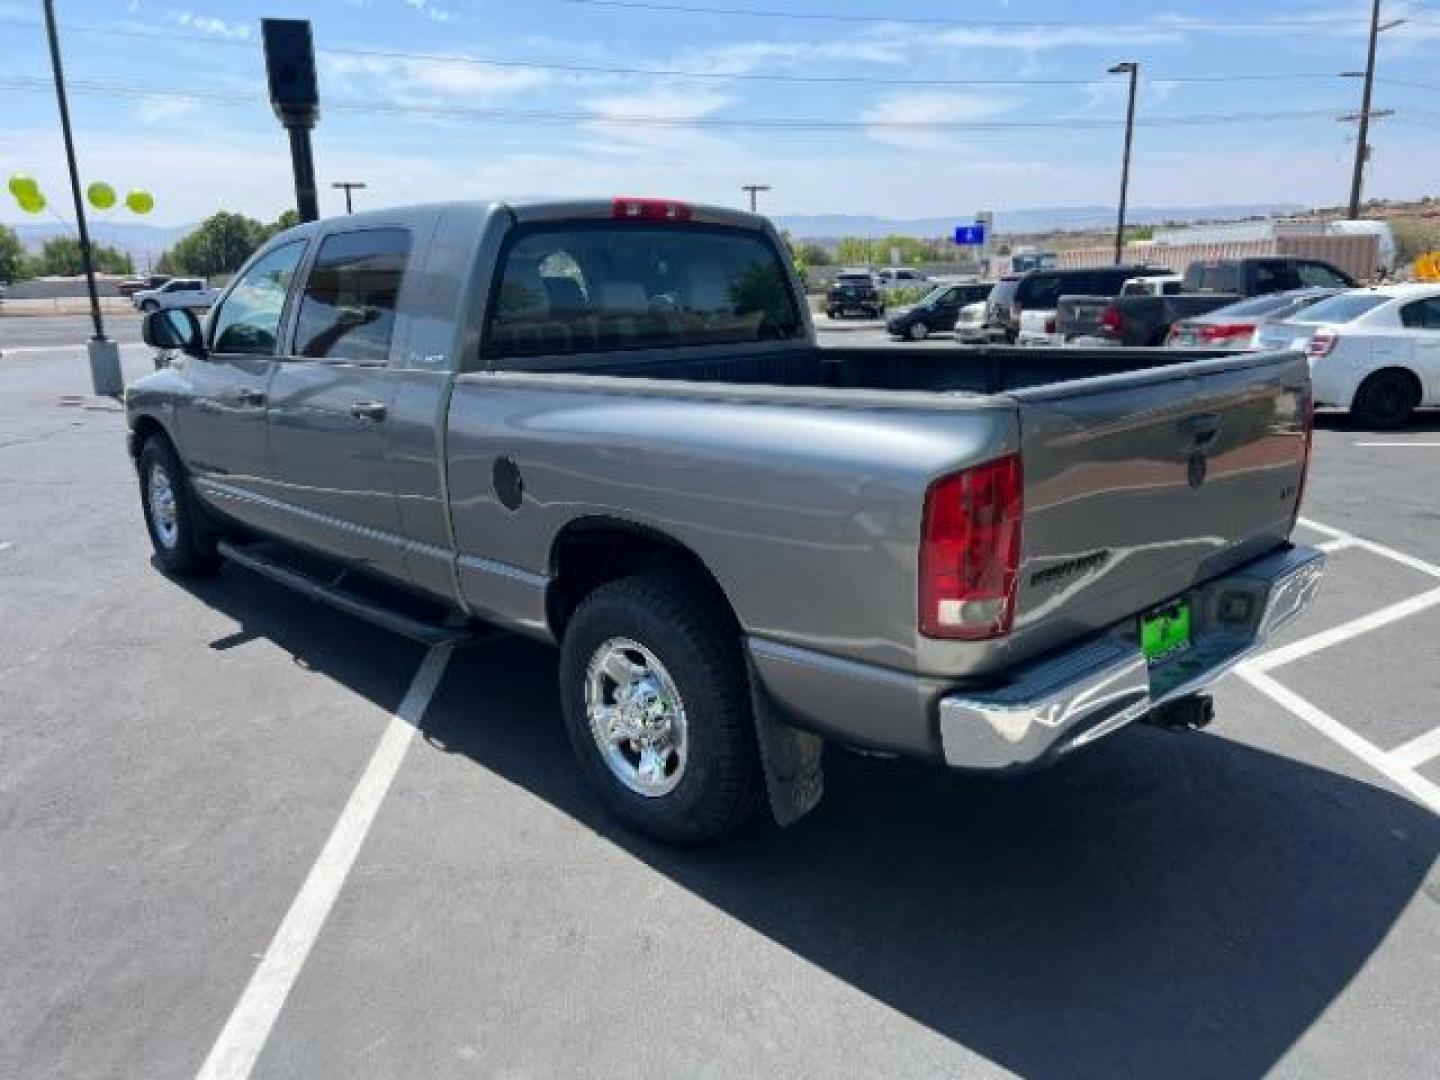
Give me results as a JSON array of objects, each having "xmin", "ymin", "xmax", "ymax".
[{"xmin": 217, "ymin": 540, "xmax": 470, "ymax": 646}]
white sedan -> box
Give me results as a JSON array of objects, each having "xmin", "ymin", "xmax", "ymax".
[{"xmin": 1254, "ymin": 284, "xmax": 1440, "ymax": 428}]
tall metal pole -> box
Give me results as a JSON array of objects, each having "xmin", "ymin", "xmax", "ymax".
[
  {"xmin": 42, "ymin": 0, "xmax": 103, "ymax": 341},
  {"xmin": 332, "ymin": 181, "xmax": 366, "ymax": 214},
  {"xmin": 1110, "ymin": 61, "xmax": 1139, "ymax": 266},
  {"xmin": 43, "ymin": 0, "xmax": 121, "ymax": 395},
  {"xmin": 1348, "ymin": 0, "xmax": 1383, "ymax": 218},
  {"xmin": 286, "ymin": 126, "xmax": 319, "ymax": 222},
  {"xmin": 742, "ymin": 184, "xmax": 770, "ymax": 213}
]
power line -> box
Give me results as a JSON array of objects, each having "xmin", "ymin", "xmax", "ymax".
[
  {"xmin": 0, "ymin": 75, "xmax": 1361, "ymax": 131},
  {"xmin": 553, "ymin": 0, "xmax": 1365, "ymax": 30},
  {"xmin": 0, "ymin": 17, "xmax": 1365, "ymax": 88}
]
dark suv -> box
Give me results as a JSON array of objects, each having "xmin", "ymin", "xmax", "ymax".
[
  {"xmin": 987, "ymin": 264, "xmax": 1168, "ymax": 342},
  {"xmin": 826, "ymin": 270, "xmax": 884, "ymax": 320},
  {"xmin": 886, "ymin": 282, "xmax": 994, "ymax": 340}
]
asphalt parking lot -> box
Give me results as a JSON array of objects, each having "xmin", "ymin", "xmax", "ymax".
[{"xmin": 3, "ymin": 314, "xmax": 1437, "ymax": 1079}]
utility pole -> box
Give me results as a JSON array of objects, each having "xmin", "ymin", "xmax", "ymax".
[
  {"xmin": 262, "ymin": 20, "xmax": 321, "ymax": 222},
  {"xmin": 332, "ymin": 181, "xmax": 367, "ymax": 214},
  {"xmin": 1344, "ymin": 0, "xmax": 1404, "ymax": 218},
  {"xmin": 741, "ymin": 184, "xmax": 770, "ymax": 213},
  {"xmin": 1109, "ymin": 61, "xmax": 1139, "ymax": 266},
  {"xmin": 43, "ymin": 0, "xmax": 121, "ymax": 395}
]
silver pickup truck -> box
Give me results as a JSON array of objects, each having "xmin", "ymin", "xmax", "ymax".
[{"xmin": 127, "ymin": 198, "xmax": 1324, "ymax": 843}]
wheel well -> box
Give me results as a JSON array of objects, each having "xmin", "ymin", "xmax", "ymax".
[
  {"xmin": 546, "ymin": 519, "xmax": 739, "ymax": 640},
  {"xmin": 129, "ymin": 414, "xmax": 170, "ymax": 463},
  {"xmin": 1355, "ymin": 366, "xmax": 1422, "ymax": 404}
]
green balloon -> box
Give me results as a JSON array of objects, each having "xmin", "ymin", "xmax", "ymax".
[
  {"xmin": 8, "ymin": 173, "xmax": 38, "ymax": 199},
  {"xmin": 125, "ymin": 189, "xmax": 154, "ymax": 215},
  {"xmin": 19, "ymin": 191, "xmax": 46, "ymax": 214},
  {"xmin": 87, "ymin": 181, "xmax": 117, "ymax": 210}
]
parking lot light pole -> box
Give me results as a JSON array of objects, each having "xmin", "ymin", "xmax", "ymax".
[
  {"xmin": 1109, "ymin": 61, "xmax": 1139, "ymax": 266},
  {"xmin": 332, "ymin": 180, "xmax": 366, "ymax": 214},
  {"xmin": 742, "ymin": 184, "xmax": 770, "ymax": 213},
  {"xmin": 42, "ymin": 0, "xmax": 122, "ymax": 396}
]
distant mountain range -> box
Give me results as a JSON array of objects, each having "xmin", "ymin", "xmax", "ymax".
[
  {"xmin": 775, "ymin": 204, "xmax": 1307, "ymax": 240},
  {"xmin": 4, "ymin": 202, "xmax": 1308, "ymax": 262},
  {"xmin": 6, "ymin": 221, "xmax": 194, "ymax": 266}
]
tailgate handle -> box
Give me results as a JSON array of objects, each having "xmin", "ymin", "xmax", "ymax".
[{"xmin": 1179, "ymin": 412, "xmax": 1220, "ymax": 447}]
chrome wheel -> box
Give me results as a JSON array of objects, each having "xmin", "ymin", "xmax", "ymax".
[
  {"xmin": 147, "ymin": 464, "xmax": 179, "ymax": 549},
  {"xmin": 584, "ymin": 637, "xmax": 688, "ymax": 797}
]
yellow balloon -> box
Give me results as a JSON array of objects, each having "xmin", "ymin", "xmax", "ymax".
[
  {"xmin": 125, "ymin": 189, "xmax": 154, "ymax": 215},
  {"xmin": 19, "ymin": 191, "xmax": 46, "ymax": 214},
  {"xmin": 87, "ymin": 181, "xmax": 117, "ymax": 210},
  {"xmin": 8, "ymin": 173, "xmax": 38, "ymax": 198}
]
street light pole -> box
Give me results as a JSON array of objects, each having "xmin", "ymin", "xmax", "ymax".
[
  {"xmin": 331, "ymin": 181, "xmax": 367, "ymax": 214},
  {"xmin": 742, "ymin": 184, "xmax": 771, "ymax": 213},
  {"xmin": 1109, "ymin": 61, "xmax": 1139, "ymax": 266},
  {"xmin": 42, "ymin": 0, "xmax": 122, "ymax": 395}
]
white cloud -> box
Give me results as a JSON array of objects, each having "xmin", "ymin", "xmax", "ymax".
[
  {"xmin": 320, "ymin": 53, "xmax": 552, "ymax": 109},
  {"xmin": 860, "ymin": 91, "xmax": 1015, "ymax": 151},
  {"xmin": 171, "ymin": 10, "xmax": 251, "ymax": 41}
]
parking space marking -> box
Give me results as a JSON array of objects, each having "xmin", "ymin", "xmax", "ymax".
[
  {"xmin": 1243, "ymin": 586, "xmax": 1440, "ymax": 674},
  {"xmin": 1298, "ymin": 516, "xmax": 1440, "ymax": 581},
  {"xmin": 1352, "ymin": 441, "xmax": 1440, "ymax": 448},
  {"xmin": 195, "ymin": 643, "xmax": 454, "ymax": 1080},
  {"xmin": 1240, "ymin": 669, "xmax": 1440, "ymax": 816},
  {"xmin": 1389, "ymin": 726, "xmax": 1440, "ymax": 771},
  {"xmin": 1315, "ymin": 537, "xmax": 1356, "ymax": 554}
]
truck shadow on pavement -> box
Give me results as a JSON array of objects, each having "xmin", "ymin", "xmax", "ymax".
[
  {"xmin": 174, "ymin": 574, "xmax": 1438, "ymax": 1079},
  {"xmin": 425, "ymin": 635, "xmax": 1439, "ymax": 1080}
]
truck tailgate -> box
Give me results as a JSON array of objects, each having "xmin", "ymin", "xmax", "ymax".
[{"xmin": 1009, "ymin": 352, "xmax": 1310, "ymax": 655}]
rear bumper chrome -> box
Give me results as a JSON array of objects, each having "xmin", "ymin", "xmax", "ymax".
[{"xmin": 938, "ymin": 545, "xmax": 1325, "ymax": 772}]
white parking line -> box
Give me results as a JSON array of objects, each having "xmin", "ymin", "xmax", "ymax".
[
  {"xmin": 1389, "ymin": 726, "xmax": 1440, "ymax": 771},
  {"xmin": 1353, "ymin": 441, "xmax": 1440, "ymax": 448},
  {"xmin": 1243, "ymin": 586, "xmax": 1440, "ymax": 674},
  {"xmin": 1240, "ymin": 669, "xmax": 1440, "ymax": 816},
  {"xmin": 195, "ymin": 643, "xmax": 454, "ymax": 1080},
  {"xmin": 1298, "ymin": 516, "xmax": 1440, "ymax": 580}
]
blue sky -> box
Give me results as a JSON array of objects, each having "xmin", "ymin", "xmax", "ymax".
[{"xmin": 3, "ymin": 0, "xmax": 1440, "ymax": 225}]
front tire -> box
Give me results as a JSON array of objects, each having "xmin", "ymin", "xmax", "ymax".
[
  {"xmin": 1351, "ymin": 369, "xmax": 1419, "ymax": 429},
  {"xmin": 139, "ymin": 436, "xmax": 220, "ymax": 575},
  {"xmin": 559, "ymin": 573, "xmax": 764, "ymax": 844}
]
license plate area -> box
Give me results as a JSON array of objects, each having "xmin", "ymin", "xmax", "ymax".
[{"xmin": 1141, "ymin": 598, "xmax": 1193, "ymax": 665}]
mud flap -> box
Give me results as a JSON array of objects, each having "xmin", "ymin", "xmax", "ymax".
[{"xmin": 745, "ymin": 656, "xmax": 824, "ymax": 827}]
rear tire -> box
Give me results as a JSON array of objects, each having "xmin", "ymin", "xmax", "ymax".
[
  {"xmin": 139, "ymin": 436, "xmax": 220, "ymax": 576},
  {"xmin": 1351, "ymin": 369, "xmax": 1419, "ymax": 429},
  {"xmin": 907, "ymin": 320, "xmax": 929, "ymax": 341},
  {"xmin": 140, "ymin": 300, "xmax": 159, "ymax": 313},
  {"xmin": 558, "ymin": 573, "xmax": 764, "ymax": 845}
]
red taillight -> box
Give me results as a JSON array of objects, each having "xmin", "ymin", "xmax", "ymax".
[
  {"xmin": 611, "ymin": 197, "xmax": 693, "ymax": 222},
  {"xmin": 1100, "ymin": 303, "xmax": 1123, "ymax": 335},
  {"xmin": 1044, "ymin": 315, "xmax": 1057, "ymax": 334},
  {"xmin": 920, "ymin": 454, "xmax": 1023, "ymax": 640},
  {"xmin": 1198, "ymin": 322, "xmax": 1256, "ymax": 342},
  {"xmin": 1306, "ymin": 329, "xmax": 1339, "ymax": 358}
]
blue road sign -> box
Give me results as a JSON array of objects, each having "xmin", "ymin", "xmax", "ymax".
[{"xmin": 953, "ymin": 223, "xmax": 986, "ymax": 245}]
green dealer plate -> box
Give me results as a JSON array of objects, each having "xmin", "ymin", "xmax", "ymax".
[{"xmin": 1141, "ymin": 598, "xmax": 1193, "ymax": 665}]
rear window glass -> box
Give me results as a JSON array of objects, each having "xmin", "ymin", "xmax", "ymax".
[
  {"xmin": 1293, "ymin": 293, "xmax": 1388, "ymax": 324},
  {"xmin": 987, "ymin": 279, "xmax": 1018, "ymax": 305},
  {"xmin": 485, "ymin": 224, "xmax": 802, "ymax": 360},
  {"xmin": 293, "ymin": 228, "xmax": 410, "ymax": 365}
]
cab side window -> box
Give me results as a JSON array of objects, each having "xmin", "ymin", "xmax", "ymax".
[
  {"xmin": 293, "ymin": 229, "xmax": 411, "ymax": 365},
  {"xmin": 209, "ymin": 241, "xmax": 307, "ymax": 355},
  {"xmin": 1297, "ymin": 262, "xmax": 1351, "ymax": 289}
]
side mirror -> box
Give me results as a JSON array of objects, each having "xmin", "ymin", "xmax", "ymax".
[{"xmin": 142, "ymin": 307, "xmax": 206, "ymax": 357}]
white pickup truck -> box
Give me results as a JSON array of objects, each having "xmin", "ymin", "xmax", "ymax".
[{"xmin": 131, "ymin": 277, "xmax": 221, "ymax": 313}]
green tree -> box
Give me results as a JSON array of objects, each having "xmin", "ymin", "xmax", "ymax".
[
  {"xmin": 168, "ymin": 211, "xmax": 269, "ymax": 277},
  {"xmin": 0, "ymin": 223, "xmax": 26, "ymax": 282},
  {"xmin": 266, "ymin": 208, "xmax": 301, "ymax": 237},
  {"xmin": 28, "ymin": 236, "xmax": 133, "ymax": 276},
  {"xmin": 153, "ymin": 249, "xmax": 177, "ymax": 276}
]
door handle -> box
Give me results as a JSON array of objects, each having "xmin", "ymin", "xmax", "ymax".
[
  {"xmin": 1179, "ymin": 411, "xmax": 1220, "ymax": 447},
  {"xmin": 350, "ymin": 400, "xmax": 388, "ymax": 421},
  {"xmin": 235, "ymin": 389, "xmax": 266, "ymax": 407}
]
